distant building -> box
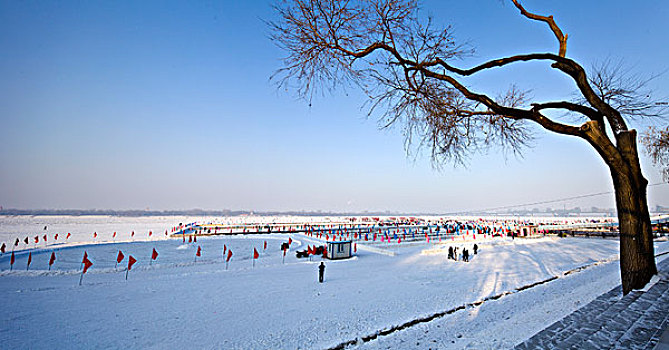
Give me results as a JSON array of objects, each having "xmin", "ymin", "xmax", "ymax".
[
  {"xmin": 326, "ymin": 240, "xmax": 353, "ymax": 260},
  {"xmin": 519, "ymin": 224, "xmax": 539, "ymax": 237}
]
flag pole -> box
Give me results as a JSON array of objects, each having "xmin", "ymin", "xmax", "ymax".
[
  {"xmin": 79, "ymin": 270, "xmax": 84, "ymax": 285},
  {"xmin": 125, "ymin": 268, "xmax": 129, "ymax": 280}
]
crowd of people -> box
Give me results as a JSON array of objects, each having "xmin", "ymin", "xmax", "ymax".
[{"xmin": 447, "ymin": 243, "xmax": 478, "ymax": 262}]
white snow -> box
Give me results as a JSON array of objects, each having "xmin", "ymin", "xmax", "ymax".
[{"xmin": 0, "ymin": 215, "xmax": 667, "ymax": 349}]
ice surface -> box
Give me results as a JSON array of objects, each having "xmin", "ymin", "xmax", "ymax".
[{"xmin": 1, "ymin": 215, "xmax": 666, "ymax": 349}]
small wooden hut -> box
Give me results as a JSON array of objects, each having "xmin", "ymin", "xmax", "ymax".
[{"xmin": 326, "ymin": 240, "xmax": 353, "ymax": 260}]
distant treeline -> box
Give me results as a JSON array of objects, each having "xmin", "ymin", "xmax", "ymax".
[
  {"xmin": 0, "ymin": 208, "xmax": 435, "ymax": 217},
  {"xmin": 1, "ymin": 207, "xmax": 663, "ymax": 217}
]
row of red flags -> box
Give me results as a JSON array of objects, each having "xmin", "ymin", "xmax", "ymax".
[
  {"xmin": 114, "ymin": 249, "xmax": 157, "ymax": 267},
  {"xmin": 3, "ymin": 233, "xmax": 73, "ymax": 250},
  {"xmin": 6, "ymin": 247, "xmax": 156, "ymax": 272},
  {"xmin": 1, "ymin": 230, "xmax": 171, "ymax": 251},
  {"xmin": 6, "ymin": 237, "xmax": 302, "ymax": 274},
  {"xmin": 7, "ymin": 243, "xmax": 250, "ymax": 271},
  {"xmin": 8, "ymin": 250, "xmax": 59, "ymax": 271}
]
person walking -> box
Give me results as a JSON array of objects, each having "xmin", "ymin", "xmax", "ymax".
[
  {"xmin": 318, "ymin": 262, "xmax": 325, "ymax": 283},
  {"xmin": 473, "ymin": 244, "xmax": 478, "ymax": 255}
]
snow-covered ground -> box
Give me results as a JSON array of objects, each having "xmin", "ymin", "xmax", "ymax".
[{"xmin": 0, "ymin": 216, "xmax": 667, "ymax": 349}]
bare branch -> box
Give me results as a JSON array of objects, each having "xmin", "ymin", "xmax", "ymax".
[
  {"xmin": 269, "ymin": 0, "xmax": 636, "ymax": 165},
  {"xmin": 416, "ymin": 68, "xmax": 583, "ymax": 137},
  {"xmin": 585, "ymin": 59, "xmax": 669, "ymax": 122},
  {"xmin": 641, "ymin": 126, "xmax": 669, "ymax": 181},
  {"xmin": 510, "ymin": 0, "xmax": 567, "ymax": 57},
  {"xmin": 531, "ymin": 101, "xmax": 603, "ymax": 122}
]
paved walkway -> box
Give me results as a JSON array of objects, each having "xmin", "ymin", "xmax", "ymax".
[{"xmin": 515, "ymin": 256, "xmax": 669, "ymax": 349}]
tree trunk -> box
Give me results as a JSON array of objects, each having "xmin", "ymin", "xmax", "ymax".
[{"xmin": 611, "ymin": 130, "xmax": 657, "ymax": 295}]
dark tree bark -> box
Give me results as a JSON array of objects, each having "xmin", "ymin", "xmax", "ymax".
[
  {"xmin": 609, "ymin": 131, "xmax": 657, "ymax": 292},
  {"xmin": 270, "ymin": 0, "xmax": 664, "ymax": 294}
]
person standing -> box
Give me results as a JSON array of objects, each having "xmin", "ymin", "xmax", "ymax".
[
  {"xmin": 319, "ymin": 262, "xmax": 325, "ymax": 283},
  {"xmin": 473, "ymin": 244, "xmax": 478, "ymax": 255}
]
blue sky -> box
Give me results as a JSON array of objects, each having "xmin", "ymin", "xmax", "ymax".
[{"xmin": 0, "ymin": 0, "xmax": 667, "ymax": 213}]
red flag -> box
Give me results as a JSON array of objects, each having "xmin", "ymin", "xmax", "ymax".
[
  {"xmin": 27, "ymin": 252, "xmax": 32, "ymax": 268},
  {"xmin": 196, "ymin": 246, "xmax": 201, "ymax": 257},
  {"xmin": 149, "ymin": 231, "xmax": 152, "ymax": 237},
  {"xmin": 93, "ymin": 232, "xmax": 97, "ymax": 238},
  {"xmin": 226, "ymin": 249, "xmax": 233, "ymax": 262},
  {"xmin": 43, "ymin": 234, "xmax": 47, "ymax": 242},
  {"xmin": 24, "ymin": 237, "xmax": 29, "ymax": 244},
  {"xmin": 223, "ymin": 244, "xmax": 227, "ymax": 254},
  {"xmin": 354, "ymin": 243, "xmax": 357, "ymax": 252},
  {"xmin": 82, "ymin": 253, "xmax": 93, "ymax": 273},
  {"xmin": 49, "ymin": 252, "xmax": 56, "ymax": 266},
  {"xmin": 288, "ymin": 237, "xmax": 292, "ymax": 245},
  {"xmin": 114, "ymin": 251, "xmax": 124, "ymax": 264},
  {"xmin": 66, "ymin": 232, "xmax": 71, "ymax": 239},
  {"xmin": 10, "ymin": 251, "xmax": 15, "ymax": 266},
  {"xmin": 34, "ymin": 236, "xmax": 39, "ymax": 243},
  {"xmin": 322, "ymin": 246, "xmax": 327, "ymax": 257},
  {"xmin": 263, "ymin": 241, "xmax": 267, "ymax": 250},
  {"xmin": 14, "ymin": 238, "xmax": 19, "ymax": 246},
  {"xmin": 253, "ymin": 248, "xmax": 259, "ymax": 259},
  {"xmin": 54, "ymin": 233, "xmax": 59, "ymax": 240},
  {"xmin": 283, "ymin": 247, "xmax": 287, "ymax": 256},
  {"xmin": 131, "ymin": 231, "xmax": 135, "ymax": 237},
  {"xmin": 113, "ymin": 232, "xmax": 116, "ymax": 238},
  {"xmin": 194, "ymin": 235, "xmax": 197, "ymax": 243},
  {"xmin": 0, "ymin": 243, "xmax": 5, "ymax": 253},
  {"xmin": 152, "ymin": 248, "xmax": 159, "ymax": 260},
  {"xmin": 164, "ymin": 230, "xmax": 168, "ymax": 236},
  {"xmin": 188, "ymin": 235, "xmax": 192, "ymax": 243},
  {"xmin": 307, "ymin": 245, "xmax": 313, "ymax": 255},
  {"xmin": 127, "ymin": 255, "xmax": 137, "ymax": 270}
]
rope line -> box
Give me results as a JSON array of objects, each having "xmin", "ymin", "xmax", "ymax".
[{"xmin": 443, "ymin": 182, "xmax": 667, "ymax": 215}]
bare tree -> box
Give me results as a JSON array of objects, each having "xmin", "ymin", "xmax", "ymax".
[
  {"xmin": 642, "ymin": 126, "xmax": 669, "ymax": 181},
  {"xmin": 269, "ymin": 0, "xmax": 666, "ymax": 294}
]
